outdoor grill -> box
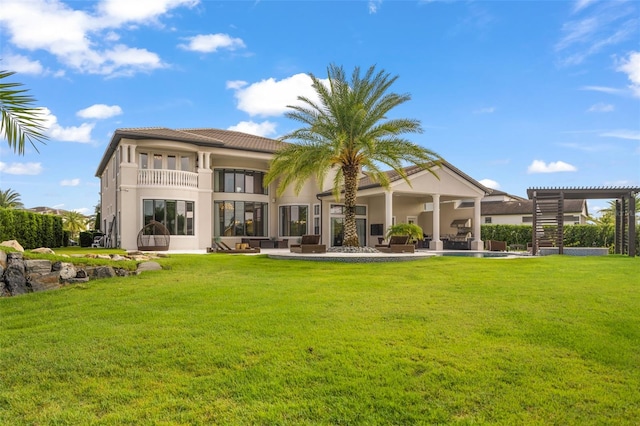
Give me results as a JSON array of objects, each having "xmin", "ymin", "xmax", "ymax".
[{"xmin": 450, "ymin": 219, "xmax": 472, "ymax": 241}]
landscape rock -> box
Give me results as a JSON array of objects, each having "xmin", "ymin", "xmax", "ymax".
[
  {"xmin": 137, "ymin": 261, "xmax": 162, "ymax": 273},
  {"xmin": 85, "ymin": 266, "xmax": 116, "ymax": 280},
  {"xmin": 0, "ymin": 240, "xmax": 24, "ymax": 252},
  {"xmin": 0, "ymin": 250, "xmax": 6, "ymax": 268},
  {"xmin": 25, "ymin": 259, "xmax": 53, "ymax": 275},
  {"xmin": 110, "ymin": 254, "xmax": 127, "ymax": 261},
  {"xmin": 29, "ymin": 272, "xmax": 62, "ymax": 292},
  {"xmin": 64, "ymin": 277, "xmax": 90, "ymax": 284},
  {"xmin": 58, "ymin": 263, "xmax": 77, "ymax": 280},
  {"xmin": 4, "ymin": 264, "xmax": 29, "ymax": 295},
  {"xmin": 114, "ymin": 268, "xmax": 130, "ymax": 277},
  {"xmin": 31, "ymin": 247, "xmax": 55, "ymax": 254}
]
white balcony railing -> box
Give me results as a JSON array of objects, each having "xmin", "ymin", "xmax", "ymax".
[{"xmin": 137, "ymin": 169, "xmax": 198, "ymax": 188}]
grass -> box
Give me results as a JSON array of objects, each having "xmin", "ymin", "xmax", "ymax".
[
  {"xmin": 1, "ymin": 254, "xmax": 638, "ymax": 424},
  {"xmin": 18, "ymin": 246, "xmax": 138, "ymax": 271}
]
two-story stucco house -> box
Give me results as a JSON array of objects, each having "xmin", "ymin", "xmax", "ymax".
[{"xmin": 96, "ymin": 127, "xmax": 491, "ymax": 251}]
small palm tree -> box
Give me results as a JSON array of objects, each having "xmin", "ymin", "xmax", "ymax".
[
  {"xmin": 1, "ymin": 70, "xmax": 48, "ymax": 155},
  {"xmin": 386, "ymin": 223, "xmax": 424, "ymax": 243},
  {"xmin": 62, "ymin": 210, "xmax": 87, "ymax": 241},
  {"xmin": 0, "ymin": 188, "xmax": 24, "ymax": 209},
  {"xmin": 265, "ymin": 64, "xmax": 441, "ymax": 246}
]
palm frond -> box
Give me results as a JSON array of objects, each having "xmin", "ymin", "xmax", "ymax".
[{"xmin": 0, "ymin": 70, "xmax": 49, "ymax": 155}]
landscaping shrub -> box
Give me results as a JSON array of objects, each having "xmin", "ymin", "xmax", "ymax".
[
  {"xmin": 79, "ymin": 230, "xmax": 103, "ymax": 247},
  {"xmin": 0, "ymin": 208, "xmax": 65, "ymax": 249}
]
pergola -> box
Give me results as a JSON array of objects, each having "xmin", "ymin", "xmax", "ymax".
[{"xmin": 527, "ymin": 187, "xmax": 639, "ymax": 257}]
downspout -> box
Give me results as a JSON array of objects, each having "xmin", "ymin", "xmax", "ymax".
[{"xmin": 316, "ymin": 194, "xmax": 323, "ymax": 239}]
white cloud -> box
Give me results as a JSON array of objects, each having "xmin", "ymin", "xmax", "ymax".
[
  {"xmin": 2, "ymin": 53, "xmax": 44, "ymax": 75},
  {"xmin": 226, "ymin": 80, "xmax": 247, "ymax": 90},
  {"xmin": 599, "ymin": 130, "xmax": 640, "ymax": 141},
  {"xmin": 579, "ymin": 85, "xmax": 626, "ymax": 95},
  {"xmin": 473, "ymin": 107, "xmax": 496, "ymax": 114},
  {"xmin": 573, "ymin": 0, "xmax": 597, "ymax": 13},
  {"xmin": 228, "ymin": 73, "xmax": 324, "ymax": 117},
  {"xmin": 77, "ymin": 104, "xmax": 123, "ymax": 119},
  {"xmin": 73, "ymin": 207, "xmax": 91, "ymax": 215},
  {"xmin": 60, "ymin": 178, "xmax": 81, "ymax": 186},
  {"xmin": 0, "ymin": 161, "xmax": 43, "ymax": 175},
  {"xmin": 97, "ymin": 0, "xmax": 199, "ymax": 24},
  {"xmin": 179, "ymin": 33, "xmax": 245, "ymax": 53},
  {"xmin": 368, "ymin": 0, "xmax": 382, "ymax": 14},
  {"xmin": 0, "ymin": 0, "xmax": 195, "ymax": 76},
  {"xmin": 227, "ymin": 120, "xmax": 277, "ymax": 137},
  {"xmin": 587, "ymin": 103, "xmax": 614, "ymax": 112},
  {"xmin": 616, "ymin": 51, "xmax": 640, "ymax": 98},
  {"xmin": 479, "ymin": 179, "xmax": 500, "ymax": 189},
  {"xmin": 555, "ymin": 2, "xmax": 638, "ymax": 66},
  {"xmin": 527, "ymin": 160, "xmax": 577, "ymax": 174},
  {"xmin": 39, "ymin": 107, "xmax": 94, "ymax": 143}
]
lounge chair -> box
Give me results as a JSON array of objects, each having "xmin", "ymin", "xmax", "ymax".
[
  {"xmin": 375, "ymin": 235, "xmax": 415, "ymax": 253},
  {"xmin": 209, "ymin": 241, "xmax": 261, "ymax": 254},
  {"xmin": 485, "ymin": 240, "xmax": 507, "ymax": 251},
  {"xmin": 290, "ymin": 235, "xmax": 326, "ymax": 253}
]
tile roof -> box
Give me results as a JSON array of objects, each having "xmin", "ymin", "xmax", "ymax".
[{"xmin": 96, "ymin": 127, "xmax": 287, "ymax": 176}]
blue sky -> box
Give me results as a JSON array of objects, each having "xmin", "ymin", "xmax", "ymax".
[{"xmin": 1, "ymin": 0, "xmax": 638, "ymax": 216}]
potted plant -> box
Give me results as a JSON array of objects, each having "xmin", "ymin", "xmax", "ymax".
[{"xmin": 386, "ymin": 223, "xmax": 424, "ymax": 245}]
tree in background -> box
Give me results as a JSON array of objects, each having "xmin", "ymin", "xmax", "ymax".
[
  {"xmin": 61, "ymin": 210, "xmax": 88, "ymax": 241},
  {"xmin": 265, "ymin": 64, "xmax": 441, "ymax": 247},
  {"xmin": 0, "ymin": 188, "xmax": 24, "ymax": 209},
  {"xmin": 1, "ymin": 70, "xmax": 48, "ymax": 155},
  {"xmin": 590, "ymin": 194, "xmax": 640, "ymax": 226}
]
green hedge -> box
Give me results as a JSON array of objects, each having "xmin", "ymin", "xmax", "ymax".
[
  {"xmin": 79, "ymin": 230, "xmax": 103, "ymax": 247},
  {"xmin": 481, "ymin": 224, "xmax": 639, "ymax": 253},
  {"xmin": 0, "ymin": 208, "xmax": 65, "ymax": 249}
]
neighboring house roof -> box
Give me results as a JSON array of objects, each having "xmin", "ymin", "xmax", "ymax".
[
  {"xmin": 481, "ymin": 199, "xmax": 587, "ymax": 216},
  {"xmin": 95, "ymin": 127, "xmax": 287, "ymax": 176},
  {"xmin": 27, "ymin": 206, "xmax": 70, "ymax": 215},
  {"xmin": 483, "ymin": 189, "xmax": 527, "ymax": 201}
]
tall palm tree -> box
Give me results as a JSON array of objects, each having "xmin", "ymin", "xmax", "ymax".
[
  {"xmin": 61, "ymin": 210, "xmax": 88, "ymax": 241},
  {"xmin": 1, "ymin": 70, "xmax": 48, "ymax": 155},
  {"xmin": 265, "ymin": 64, "xmax": 441, "ymax": 247},
  {"xmin": 0, "ymin": 188, "xmax": 24, "ymax": 209}
]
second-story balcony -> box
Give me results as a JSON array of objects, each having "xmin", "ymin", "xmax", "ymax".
[{"xmin": 138, "ymin": 169, "xmax": 199, "ymax": 188}]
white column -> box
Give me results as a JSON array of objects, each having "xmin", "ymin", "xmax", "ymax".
[
  {"xmin": 471, "ymin": 196, "xmax": 483, "ymax": 250},
  {"xmin": 430, "ymin": 194, "xmax": 443, "ymax": 250},
  {"xmin": 385, "ymin": 191, "xmax": 393, "ymax": 238}
]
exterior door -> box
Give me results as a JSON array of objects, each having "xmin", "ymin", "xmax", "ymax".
[{"xmin": 331, "ymin": 218, "xmax": 366, "ymax": 246}]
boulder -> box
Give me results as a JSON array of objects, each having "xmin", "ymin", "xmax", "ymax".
[
  {"xmin": 25, "ymin": 259, "xmax": 53, "ymax": 275},
  {"xmin": 0, "ymin": 240, "xmax": 24, "ymax": 252},
  {"xmin": 58, "ymin": 263, "xmax": 77, "ymax": 280},
  {"xmin": 85, "ymin": 266, "xmax": 116, "ymax": 280},
  {"xmin": 31, "ymin": 247, "xmax": 55, "ymax": 255},
  {"xmin": 0, "ymin": 250, "xmax": 6, "ymax": 268},
  {"xmin": 137, "ymin": 261, "xmax": 162, "ymax": 273},
  {"xmin": 110, "ymin": 254, "xmax": 127, "ymax": 261},
  {"xmin": 4, "ymin": 264, "xmax": 29, "ymax": 295},
  {"xmin": 29, "ymin": 272, "xmax": 61, "ymax": 292}
]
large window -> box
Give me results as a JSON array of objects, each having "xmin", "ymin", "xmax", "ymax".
[
  {"xmin": 280, "ymin": 205, "xmax": 308, "ymax": 237},
  {"xmin": 138, "ymin": 152, "xmax": 194, "ymax": 172},
  {"xmin": 214, "ymin": 169, "xmax": 267, "ymax": 194},
  {"xmin": 214, "ymin": 201, "xmax": 268, "ymax": 237},
  {"xmin": 143, "ymin": 199, "xmax": 194, "ymax": 235}
]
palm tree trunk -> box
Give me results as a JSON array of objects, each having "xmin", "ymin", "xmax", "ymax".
[{"xmin": 342, "ymin": 165, "xmax": 360, "ymax": 247}]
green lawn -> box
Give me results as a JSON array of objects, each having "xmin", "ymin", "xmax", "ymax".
[{"xmin": 1, "ymin": 254, "xmax": 638, "ymax": 425}]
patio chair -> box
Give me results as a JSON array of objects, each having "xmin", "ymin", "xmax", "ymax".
[
  {"xmin": 375, "ymin": 235, "xmax": 415, "ymax": 253},
  {"xmin": 290, "ymin": 235, "xmax": 326, "ymax": 253},
  {"xmin": 485, "ymin": 240, "xmax": 507, "ymax": 252}
]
